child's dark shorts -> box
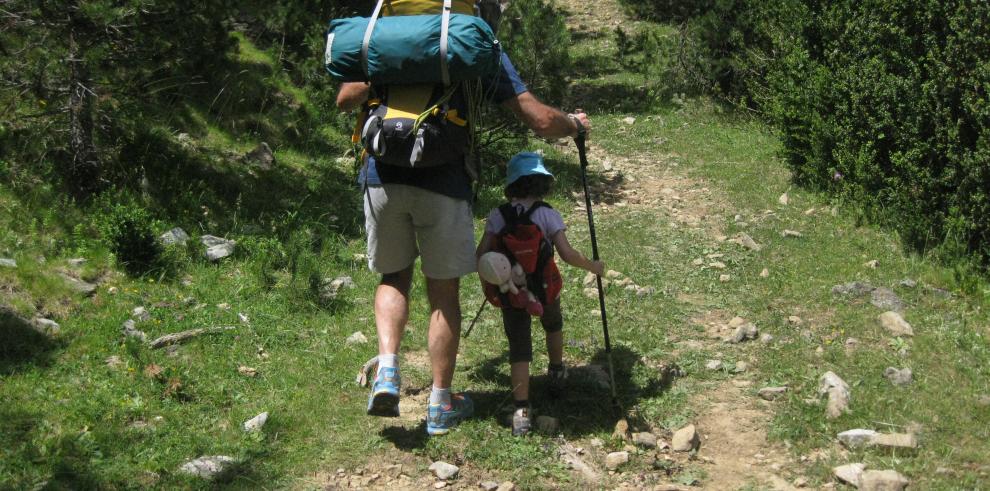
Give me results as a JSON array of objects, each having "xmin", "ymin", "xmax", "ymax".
[{"xmin": 502, "ymin": 298, "xmax": 563, "ymax": 363}]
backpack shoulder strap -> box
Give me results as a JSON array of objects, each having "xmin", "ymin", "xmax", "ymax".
[
  {"xmin": 521, "ymin": 200, "xmax": 552, "ymax": 222},
  {"xmin": 497, "ymin": 203, "xmax": 519, "ymax": 232}
]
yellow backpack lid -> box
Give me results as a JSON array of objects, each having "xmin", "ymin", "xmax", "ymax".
[{"xmin": 381, "ymin": 0, "xmax": 476, "ymax": 16}]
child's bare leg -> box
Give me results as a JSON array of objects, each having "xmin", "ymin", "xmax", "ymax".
[{"xmin": 510, "ymin": 361, "xmax": 530, "ymax": 401}]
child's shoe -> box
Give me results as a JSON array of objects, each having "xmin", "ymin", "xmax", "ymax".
[
  {"xmin": 547, "ymin": 363, "xmax": 568, "ymax": 398},
  {"xmin": 366, "ymin": 366, "xmax": 401, "ymax": 417},
  {"xmin": 426, "ymin": 393, "xmax": 474, "ymax": 435},
  {"xmin": 511, "ymin": 406, "xmax": 532, "ymax": 436}
]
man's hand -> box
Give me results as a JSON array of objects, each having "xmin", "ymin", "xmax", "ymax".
[{"xmin": 568, "ymin": 110, "xmax": 591, "ymax": 137}]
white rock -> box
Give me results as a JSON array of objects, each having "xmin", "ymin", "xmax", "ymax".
[
  {"xmin": 864, "ymin": 259, "xmax": 879, "ymax": 269},
  {"xmin": 820, "ymin": 371, "xmax": 851, "ymax": 419},
  {"xmin": 132, "ymin": 306, "xmax": 151, "ymax": 322},
  {"xmin": 121, "ymin": 319, "xmax": 147, "ymax": 342},
  {"xmin": 495, "ymin": 482, "xmax": 516, "ymax": 491},
  {"xmin": 860, "ymin": 470, "xmax": 909, "ymax": 491},
  {"xmin": 781, "ymin": 230, "xmax": 803, "ymax": 238},
  {"xmin": 872, "ymin": 433, "xmax": 918, "ymax": 449},
  {"xmin": 179, "ymin": 455, "xmax": 237, "ymax": 479},
  {"xmin": 429, "ymin": 461, "xmax": 459, "ymax": 480},
  {"xmin": 884, "ymin": 367, "xmax": 913, "ymax": 386},
  {"xmin": 760, "ymin": 268, "xmax": 770, "ymax": 278},
  {"xmin": 584, "ymin": 287, "xmax": 598, "ymax": 299},
  {"xmin": 346, "ymin": 331, "xmax": 368, "ymax": 345},
  {"xmin": 0, "ymin": 258, "xmax": 16, "ymax": 268},
  {"xmin": 833, "ymin": 463, "xmax": 866, "ymax": 488},
  {"xmin": 706, "ymin": 359, "xmax": 723, "ymax": 371},
  {"xmin": 838, "ymin": 429, "xmax": 878, "ymax": 449},
  {"xmin": 733, "ymin": 361, "xmax": 749, "ymax": 373},
  {"xmin": 635, "ymin": 286, "xmax": 655, "ymax": 297},
  {"xmin": 606, "ymin": 270, "xmax": 623, "ymax": 279},
  {"xmin": 671, "ymin": 424, "xmax": 700, "ymax": 452},
  {"xmin": 243, "ymin": 412, "xmax": 269, "ymax": 432},
  {"xmin": 203, "ymin": 235, "xmax": 236, "ymax": 261},
  {"xmin": 778, "ymin": 193, "xmax": 790, "ymax": 206},
  {"xmin": 583, "ymin": 272, "xmax": 597, "ymax": 286},
  {"xmin": 160, "ymin": 227, "xmax": 189, "ymax": 245},
  {"xmin": 605, "ymin": 451, "xmax": 629, "ymax": 469},
  {"xmin": 760, "ymin": 333, "xmax": 774, "ymax": 344},
  {"xmin": 622, "ymin": 116, "xmax": 636, "ymax": 125},
  {"xmin": 788, "ymin": 316, "xmax": 803, "ymax": 325},
  {"xmin": 719, "ymin": 274, "xmax": 731, "ymax": 282},
  {"xmin": 480, "ymin": 482, "xmax": 500, "ymax": 491},
  {"xmin": 632, "ymin": 432, "xmax": 658, "ymax": 449},
  {"xmin": 692, "ymin": 258, "xmax": 705, "ymax": 266},
  {"xmin": 879, "ymin": 312, "xmax": 913, "ymax": 337},
  {"xmin": 709, "ymin": 261, "xmax": 727, "ymax": 269},
  {"xmin": 32, "ymin": 318, "xmax": 61, "ymax": 337},
  {"xmin": 731, "ymin": 233, "xmax": 763, "ymax": 251}
]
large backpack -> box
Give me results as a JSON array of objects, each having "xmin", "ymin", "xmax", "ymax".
[{"xmin": 483, "ymin": 202, "xmax": 564, "ymax": 309}]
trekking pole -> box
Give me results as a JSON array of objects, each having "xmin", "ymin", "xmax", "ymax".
[
  {"xmin": 574, "ymin": 123, "xmax": 621, "ymax": 412},
  {"xmin": 463, "ymin": 300, "xmax": 487, "ymax": 339}
]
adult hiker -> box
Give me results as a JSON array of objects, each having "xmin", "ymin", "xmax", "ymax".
[{"xmin": 336, "ymin": 53, "xmax": 590, "ymax": 435}]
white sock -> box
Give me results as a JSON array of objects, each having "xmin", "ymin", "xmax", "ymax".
[
  {"xmin": 378, "ymin": 354, "xmax": 398, "ymax": 371},
  {"xmin": 429, "ymin": 386, "xmax": 451, "ymax": 406}
]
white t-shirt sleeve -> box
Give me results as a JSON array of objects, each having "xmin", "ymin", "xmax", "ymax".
[
  {"xmin": 533, "ymin": 207, "xmax": 567, "ymax": 239},
  {"xmin": 484, "ymin": 208, "xmax": 505, "ymax": 235}
]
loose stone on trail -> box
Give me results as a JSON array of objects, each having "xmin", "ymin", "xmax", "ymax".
[
  {"xmin": 831, "ymin": 281, "xmax": 875, "ymax": 297},
  {"xmin": 346, "ymin": 331, "xmax": 368, "ymax": 345},
  {"xmin": 160, "ymin": 227, "xmax": 189, "ymax": 245},
  {"xmin": 760, "ymin": 268, "xmax": 770, "ymax": 278},
  {"xmin": 132, "ymin": 306, "xmax": 151, "ymax": 322},
  {"xmin": 838, "ymin": 429, "xmax": 878, "ymax": 449},
  {"xmin": 237, "ymin": 365, "xmax": 258, "ymax": 377},
  {"xmin": 60, "ymin": 273, "xmax": 98, "ymax": 296},
  {"xmin": 833, "ymin": 463, "xmax": 866, "ymax": 488},
  {"xmin": 0, "ymin": 258, "xmax": 16, "ymax": 268},
  {"xmin": 871, "ymin": 288, "xmax": 904, "ymax": 311},
  {"xmin": 633, "ymin": 431, "xmax": 658, "ymax": 449},
  {"xmin": 179, "ymin": 455, "xmax": 237, "ymax": 480},
  {"xmin": 243, "ymin": 412, "xmax": 268, "ymax": 432},
  {"xmin": 480, "ymin": 481, "xmax": 499, "ymax": 491},
  {"xmin": 884, "ymin": 367, "xmax": 913, "ymax": 386},
  {"xmin": 121, "ymin": 319, "xmax": 148, "ymax": 342},
  {"xmin": 321, "ymin": 276, "xmax": 356, "ymax": 301},
  {"xmin": 584, "ymin": 287, "xmax": 598, "ymax": 299},
  {"xmin": 864, "ymin": 259, "xmax": 879, "ymax": 269},
  {"xmin": 32, "ymin": 318, "xmax": 61, "ymax": 337},
  {"xmin": 758, "ymin": 387, "xmax": 788, "ymax": 401},
  {"xmin": 705, "ymin": 359, "xmax": 723, "ymax": 371},
  {"xmin": 733, "ymin": 361, "xmax": 750, "ymax": 373},
  {"xmin": 879, "ymin": 311, "xmax": 914, "ymax": 337},
  {"xmin": 778, "ymin": 192, "xmax": 790, "ymax": 206},
  {"xmin": 872, "ymin": 433, "xmax": 918, "ymax": 449},
  {"xmin": 429, "ymin": 461, "xmax": 459, "ymax": 480},
  {"xmin": 860, "ymin": 470, "xmax": 910, "ymax": 491},
  {"xmin": 730, "ymin": 232, "xmax": 762, "ymax": 251},
  {"xmin": 201, "ymin": 235, "xmax": 236, "ymax": 262},
  {"xmin": 781, "ymin": 229, "xmax": 803, "ymax": 238},
  {"xmin": 819, "ymin": 371, "xmax": 851, "ymax": 419},
  {"xmin": 671, "ymin": 424, "xmax": 700, "ymax": 452},
  {"xmin": 605, "ymin": 451, "xmax": 629, "ymax": 470}
]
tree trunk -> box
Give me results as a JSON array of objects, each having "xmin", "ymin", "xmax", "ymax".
[{"xmin": 67, "ymin": 26, "xmax": 101, "ymax": 195}]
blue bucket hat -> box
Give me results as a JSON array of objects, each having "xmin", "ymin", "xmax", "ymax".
[{"xmin": 506, "ymin": 152, "xmax": 554, "ymax": 186}]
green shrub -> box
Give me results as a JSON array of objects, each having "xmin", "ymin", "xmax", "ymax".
[
  {"xmin": 622, "ymin": 0, "xmax": 990, "ymax": 268},
  {"xmin": 766, "ymin": 0, "xmax": 990, "ymax": 266},
  {"xmin": 499, "ymin": 0, "xmax": 572, "ymax": 106},
  {"xmin": 97, "ymin": 202, "xmax": 163, "ymax": 276}
]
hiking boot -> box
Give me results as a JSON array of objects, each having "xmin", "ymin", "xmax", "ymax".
[
  {"xmin": 511, "ymin": 406, "xmax": 532, "ymax": 437},
  {"xmin": 366, "ymin": 366, "xmax": 400, "ymax": 417},
  {"xmin": 547, "ymin": 364, "xmax": 568, "ymax": 398},
  {"xmin": 426, "ymin": 393, "xmax": 474, "ymax": 436}
]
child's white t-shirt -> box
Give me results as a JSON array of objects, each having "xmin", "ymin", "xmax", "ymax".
[{"xmin": 484, "ymin": 198, "xmax": 567, "ymax": 244}]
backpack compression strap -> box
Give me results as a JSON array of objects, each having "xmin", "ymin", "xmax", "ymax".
[
  {"xmin": 497, "ymin": 201, "xmax": 552, "ymax": 230},
  {"xmin": 361, "ymin": 0, "xmax": 453, "ymax": 86}
]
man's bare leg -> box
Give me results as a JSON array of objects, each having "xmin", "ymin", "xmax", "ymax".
[
  {"xmin": 425, "ymin": 276, "xmax": 461, "ymax": 389},
  {"xmin": 376, "ymin": 267, "xmax": 413, "ymax": 356},
  {"xmin": 367, "ymin": 267, "xmax": 413, "ymax": 417}
]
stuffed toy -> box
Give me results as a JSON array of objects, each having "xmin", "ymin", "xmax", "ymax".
[{"xmin": 478, "ymin": 251, "xmax": 544, "ymax": 316}]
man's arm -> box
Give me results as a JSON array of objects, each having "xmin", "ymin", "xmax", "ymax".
[
  {"xmin": 336, "ymin": 82, "xmax": 370, "ymax": 112},
  {"xmin": 502, "ymin": 92, "xmax": 591, "ymax": 139}
]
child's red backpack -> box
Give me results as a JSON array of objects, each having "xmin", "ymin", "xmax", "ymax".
[{"xmin": 484, "ymin": 201, "xmax": 563, "ymax": 309}]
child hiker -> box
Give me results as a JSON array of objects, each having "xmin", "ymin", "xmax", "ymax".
[{"xmin": 476, "ymin": 151, "xmax": 605, "ymax": 436}]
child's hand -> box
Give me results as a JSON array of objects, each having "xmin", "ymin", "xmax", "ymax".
[{"xmin": 590, "ymin": 260, "xmax": 605, "ymax": 276}]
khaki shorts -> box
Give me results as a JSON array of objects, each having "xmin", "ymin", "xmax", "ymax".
[{"xmin": 364, "ymin": 184, "xmax": 476, "ymax": 279}]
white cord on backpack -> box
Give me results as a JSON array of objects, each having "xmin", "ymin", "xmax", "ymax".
[{"xmin": 440, "ymin": 0, "xmax": 452, "ymax": 86}]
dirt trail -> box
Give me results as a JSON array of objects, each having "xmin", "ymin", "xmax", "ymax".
[{"xmin": 553, "ymin": 0, "xmax": 801, "ymax": 489}]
